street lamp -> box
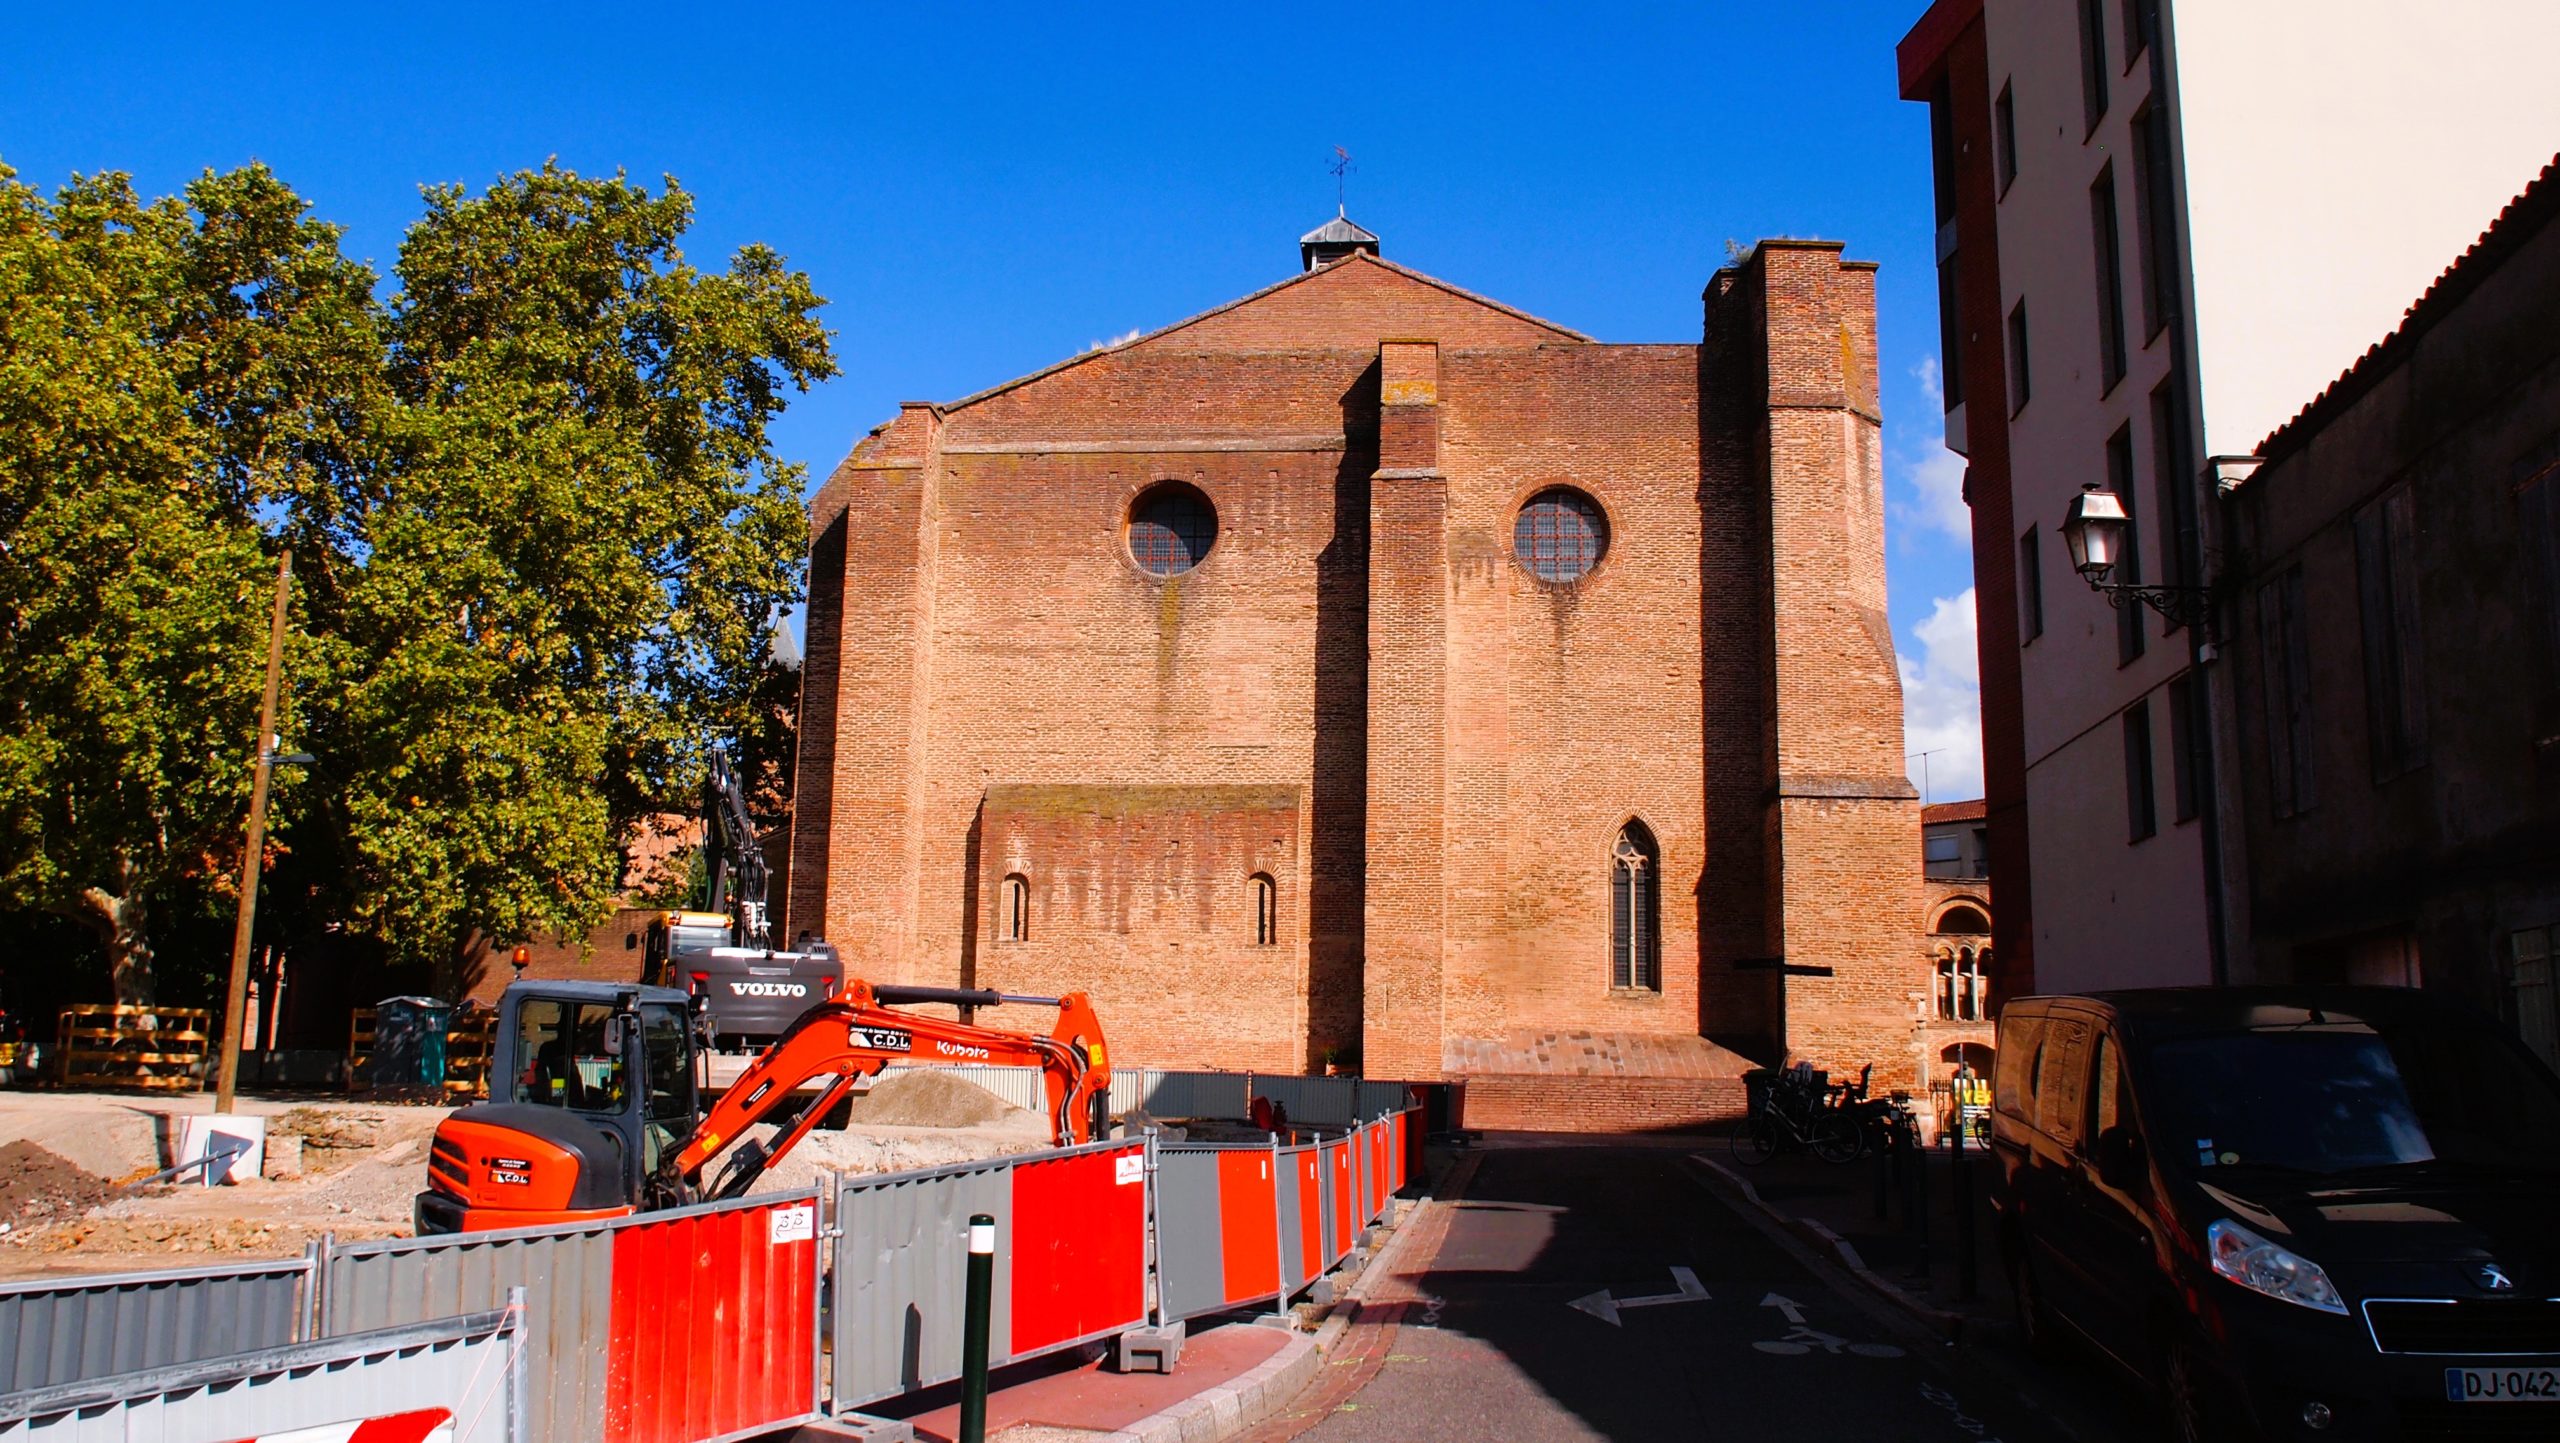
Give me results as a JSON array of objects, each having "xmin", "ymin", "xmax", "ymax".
[{"xmin": 2060, "ymin": 483, "xmax": 2216, "ymax": 632}]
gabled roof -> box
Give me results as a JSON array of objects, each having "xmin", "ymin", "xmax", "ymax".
[
  {"xmin": 941, "ymin": 249, "xmax": 1589, "ymax": 414},
  {"xmin": 2256, "ymin": 152, "xmax": 2560, "ymax": 461},
  {"xmin": 1922, "ymin": 799, "xmax": 1986, "ymax": 825},
  {"xmin": 1300, "ymin": 210, "xmax": 1380, "ymax": 247}
]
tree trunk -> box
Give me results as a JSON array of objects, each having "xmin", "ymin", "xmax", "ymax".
[{"xmin": 78, "ymin": 886, "xmax": 156, "ymax": 1007}]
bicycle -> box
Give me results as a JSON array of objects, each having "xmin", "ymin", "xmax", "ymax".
[{"xmin": 1730, "ymin": 1066, "xmax": 1862, "ymax": 1165}]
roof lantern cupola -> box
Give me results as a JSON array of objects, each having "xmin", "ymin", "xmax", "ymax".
[{"xmin": 1299, "ymin": 208, "xmax": 1381, "ymax": 271}]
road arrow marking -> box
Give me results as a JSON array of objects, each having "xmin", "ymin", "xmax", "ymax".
[
  {"xmin": 1760, "ymin": 1292, "xmax": 1806, "ymax": 1325},
  {"xmin": 1568, "ymin": 1267, "xmax": 1711, "ymax": 1326}
]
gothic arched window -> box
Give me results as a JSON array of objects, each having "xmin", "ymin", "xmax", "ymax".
[
  {"xmin": 1611, "ymin": 821, "xmax": 1661, "ymax": 991},
  {"xmin": 1001, "ymin": 874, "xmax": 1029, "ymax": 943},
  {"xmin": 1936, "ymin": 944, "xmax": 1989, "ymax": 1021},
  {"xmin": 1250, "ymin": 873, "xmax": 1277, "ymax": 946}
]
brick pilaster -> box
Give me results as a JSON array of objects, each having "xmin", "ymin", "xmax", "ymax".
[{"xmin": 1363, "ymin": 341, "xmax": 1448, "ymax": 1079}]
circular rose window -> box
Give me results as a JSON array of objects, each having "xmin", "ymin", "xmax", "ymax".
[
  {"xmin": 1513, "ymin": 488, "xmax": 1607, "ymax": 582},
  {"xmin": 1128, "ymin": 482, "xmax": 1217, "ymax": 577}
]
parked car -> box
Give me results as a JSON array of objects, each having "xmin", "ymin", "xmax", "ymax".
[{"xmin": 1992, "ymin": 987, "xmax": 2560, "ymax": 1442}]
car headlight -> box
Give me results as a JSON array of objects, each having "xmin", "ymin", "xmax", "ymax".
[{"xmin": 2208, "ymin": 1218, "xmax": 2348, "ymax": 1315}]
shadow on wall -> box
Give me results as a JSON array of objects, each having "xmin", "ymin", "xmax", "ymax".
[{"xmin": 1309, "ymin": 361, "xmax": 1378, "ymax": 1064}]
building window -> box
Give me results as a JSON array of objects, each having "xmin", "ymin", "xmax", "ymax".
[
  {"xmin": 2109, "ymin": 424, "xmax": 2144, "ymax": 664},
  {"xmin": 2121, "ymin": 0, "xmax": 2155, "ymax": 71},
  {"xmin": 1515, "ymin": 488, "xmax": 1607, "ymax": 583},
  {"xmin": 1610, "ymin": 821, "xmax": 1661, "ymax": 992},
  {"xmin": 2354, "ymin": 484, "xmax": 2429, "ymax": 780},
  {"xmin": 2078, "ymin": 0, "xmax": 2110, "ymax": 135},
  {"xmin": 1935, "ymin": 246, "xmax": 1966, "ymax": 411},
  {"xmin": 2123, "ymin": 698, "xmax": 2157, "ymax": 842},
  {"xmin": 1936, "ymin": 945, "xmax": 1990, "ymax": 1022},
  {"xmin": 2006, "ymin": 300, "xmax": 2031, "ymax": 414},
  {"xmin": 1994, "ymin": 82, "xmax": 2019, "ymax": 196},
  {"xmin": 2512, "ymin": 436, "xmax": 2560, "ymax": 675},
  {"xmin": 1000, "ymin": 874, "xmax": 1029, "ymax": 943},
  {"xmin": 2019, "ymin": 525, "xmax": 2044, "ymax": 642},
  {"xmin": 2132, "ymin": 105, "xmax": 2181, "ymax": 341},
  {"xmin": 1934, "ymin": 904, "xmax": 1990, "ymax": 936},
  {"xmin": 2151, "ymin": 375, "xmax": 2198, "ymax": 613},
  {"xmin": 2258, "ymin": 566, "xmax": 2318, "ymax": 818},
  {"xmin": 1128, "ymin": 482, "xmax": 1217, "ymax": 577},
  {"xmin": 2092, "ymin": 165, "xmax": 2128, "ymax": 393},
  {"xmin": 2507, "ymin": 928, "xmax": 2560, "ymax": 1071},
  {"xmin": 2167, "ymin": 673, "xmax": 2201, "ymax": 824},
  {"xmin": 1250, "ymin": 873, "xmax": 1277, "ymax": 946}
]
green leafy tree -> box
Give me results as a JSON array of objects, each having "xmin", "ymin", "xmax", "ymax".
[
  {"xmin": 310, "ymin": 164, "xmax": 833, "ymax": 977},
  {"xmin": 2, "ymin": 160, "xmax": 832, "ymax": 1002},
  {"xmin": 0, "ymin": 165, "xmax": 373, "ymax": 1004}
]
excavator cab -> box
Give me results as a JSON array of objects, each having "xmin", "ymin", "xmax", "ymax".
[{"xmin": 416, "ymin": 981, "xmax": 697, "ymax": 1235}]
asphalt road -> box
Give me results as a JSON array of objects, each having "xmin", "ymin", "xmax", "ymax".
[{"xmin": 1275, "ymin": 1143, "xmax": 2142, "ymax": 1443}]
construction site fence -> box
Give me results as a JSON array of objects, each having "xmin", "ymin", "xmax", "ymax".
[
  {"xmin": 321, "ymin": 1187, "xmax": 821, "ymax": 1443},
  {"xmin": 0, "ymin": 1300, "xmax": 524, "ymax": 1443},
  {"xmin": 0, "ymin": 1254, "xmax": 316, "ymax": 1395},
  {"xmin": 900, "ymin": 1063, "xmax": 1413, "ymax": 1130},
  {"xmin": 0, "ymin": 1107, "xmax": 1423, "ymax": 1442}
]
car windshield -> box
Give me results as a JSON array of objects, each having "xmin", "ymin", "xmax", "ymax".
[{"xmin": 2142, "ymin": 1020, "xmax": 2560, "ymax": 1177}]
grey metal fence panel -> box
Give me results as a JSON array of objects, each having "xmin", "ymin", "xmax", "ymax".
[
  {"xmin": 1355, "ymin": 1081, "xmax": 1412, "ymax": 1122},
  {"xmin": 1253, "ymin": 1075, "xmax": 1356, "ymax": 1128},
  {"xmin": 831, "ymin": 1156, "xmax": 1015, "ymax": 1409},
  {"xmin": 1115, "ymin": 1069, "xmax": 1248, "ymax": 1122},
  {"xmin": 1275, "ymin": 1144, "xmax": 1308, "ymax": 1293},
  {"xmin": 891, "ymin": 1062, "xmax": 1046, "ymax": 1113},
  {"xmin": 0, "ymin": 1258, "xmax": 309, "ymax": 1395},
  {"xmin": 1152, "ymin": 1149, "xmax": 1229, "ymax": 1322},
  {"xmin": 325, "ymin": 1219, "xmax": 614, "ymax": 1443},
  {"xmin": 0, "ymin": 1308, "xmax": 519, "ymax": 1443}
]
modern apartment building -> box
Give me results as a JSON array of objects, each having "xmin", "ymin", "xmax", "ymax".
[{"xmin": 1896, "ymin": 0, "xmax": 2560, "ymax": 996}]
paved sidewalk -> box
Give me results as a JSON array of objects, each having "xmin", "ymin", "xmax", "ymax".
[
  {"xmin": 1691, "ymin": 1132, "xmax": 2008, "ymax": 1336},
  {"xmin": 864, "ymin": 1320, "xmax": 1302, "ymax": 1442}
]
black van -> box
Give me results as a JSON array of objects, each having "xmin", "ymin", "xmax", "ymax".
[{"xmin": 1992, "ymin": 987, "xmax": 2560, "ymax": 1442}]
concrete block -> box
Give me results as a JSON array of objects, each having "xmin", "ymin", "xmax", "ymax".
[
  {"xmin": 1116, "ymin": 1318, "xmax": 1186, "ymax": 1374},
  {"xmin": 789, "ymin": 1416, "xmax": 914, "ymax": 1442}
]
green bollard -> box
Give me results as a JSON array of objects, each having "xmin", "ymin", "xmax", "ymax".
[{"xmin": 960, "ymin": 1212, "xmax": 995, "ymax": 1443}]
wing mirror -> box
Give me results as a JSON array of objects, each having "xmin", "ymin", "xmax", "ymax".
[{"xmin": 2094, "ymin": 1125, "xmax": 2146, "ymax": 1192}]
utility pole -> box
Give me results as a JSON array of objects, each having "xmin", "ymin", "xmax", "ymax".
[{"xmin": 215, "ymin": 551, "xmax": 293, "ymax": 1114}]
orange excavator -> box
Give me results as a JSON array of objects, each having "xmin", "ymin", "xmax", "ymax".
[{"xmin": 415, "ymin": 978, "xmax": 1109, "ymax": 1234}]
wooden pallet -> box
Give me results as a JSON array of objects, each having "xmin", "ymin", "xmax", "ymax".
[
  {"xmin": 55, "ymin": 1005, "xmax": 213, "ymax": 1091},
  {"xmin": 346, "ymin": 1007, "xmax": 377, "ymax": 1092}
]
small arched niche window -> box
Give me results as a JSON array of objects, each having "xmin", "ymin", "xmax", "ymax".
[
  {"xmin": 1936, "ymin": 944, "xmax": 1990, "ymax": 1021},
  {"xmin": 1000, "ymin": 874, "xmax": 1029, "ymax": 943},
  {"xmin": 1934, "ymin": 903, "xmax": 1991, "ymax": 936},
  {"xmin": 1250, "ymin": 873, "xmax": 1277, "ymax": 946},
  {"xmin": 1610, "ymin": 821, "xmax": 1661, "ymax": 991}
]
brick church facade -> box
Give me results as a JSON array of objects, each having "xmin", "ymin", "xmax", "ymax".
[{"xmin": 789, "ymin": 221, "xmax": 1919, "ymax": 1130}]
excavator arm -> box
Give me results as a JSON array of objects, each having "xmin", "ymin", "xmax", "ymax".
[{"xmin": 653, "ymin": 981, "xmax": 1109, "ymax": 1205}]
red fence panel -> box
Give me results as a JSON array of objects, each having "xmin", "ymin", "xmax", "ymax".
[
  {"xmin": 1366, "ymin": 1125, "xmax": 1388, "ymax": 1218},
  {"xmin": 1215, "ymin": 1150, "xmax": 1280, "ymax": 1305},
  {"xmin": 1295, "ymin": 1149, "xmax": 1325, "ymax": 1279},
  {"xmin": 1008, "ymin": 1142, "xmax": 1147, "ymax": 1357},
  {"xmin": 603, "ymin": 1192, "xmax": 818, "ymax": 1443}
]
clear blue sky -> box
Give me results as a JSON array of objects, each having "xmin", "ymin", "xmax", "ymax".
[{"xmin": 2, "ymin": 0, "xmax": 1984, "ymax": 801}]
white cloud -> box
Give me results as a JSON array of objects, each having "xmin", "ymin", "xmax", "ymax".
[
  {"xmin": 1901, "ymin": 588, "xmax": 1984, "ymax": 805},
  {"xmin": 1084, "ymin": 328, "xmax": 1142, "ymax": 353},
  {"xmin": 1889, "ymin": 360, "xmax": 1971, "ymax": 545}
]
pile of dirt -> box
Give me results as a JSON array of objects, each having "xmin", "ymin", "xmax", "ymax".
[
  {"xmin": 842, "ymin": 1069, "xmax": 1027, "ymax": 1129},
  {"xmin": 271, "ymin": 1107, "xmax": 390, "ymax": 1173},
  {"xmin": 0, "ymin": 1141, "xmax": 111, "ymax": 1227}
]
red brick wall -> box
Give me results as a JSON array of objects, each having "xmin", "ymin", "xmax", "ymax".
[
  {"xmin": 790, "ymin": 240, "xmax": 1922, "ymax": 1119},
  {"xmin": 972, "ymin": 784, "xmax": 1306, "ymax": 1070},
  {"xmin": 1459, "ymin": 1074, "xmax": 1747, "ymax": 1133}
]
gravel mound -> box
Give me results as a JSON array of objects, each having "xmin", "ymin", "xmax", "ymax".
[
  {"xmin": 0, "ymin": 1142, "xmax": 110, "ymax": 1225},
  {"xmin": 842, "ymin": 1069, "xmax": 1028, "ymax": 1129}
]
